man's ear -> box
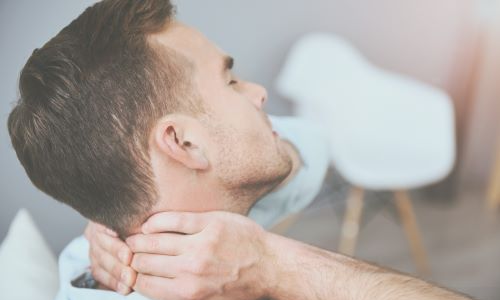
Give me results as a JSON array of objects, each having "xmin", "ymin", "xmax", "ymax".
[{"xmin": 153, "ymin": 116, "xmax": 209, "ymax": 170}]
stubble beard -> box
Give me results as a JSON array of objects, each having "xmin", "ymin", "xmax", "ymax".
[
  {"xmin": 219, "ymin": 142, "xmax": 293, "ymax": 216},
  {"xmin": 205, "ymin": 113, "xmax": 293, "ymax": 216}
]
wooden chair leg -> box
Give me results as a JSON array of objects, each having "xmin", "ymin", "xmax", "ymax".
[
  {"xmin": 338, "ymin": 187, "xmax": 364, "ymax": 256},
  {"xmin": 487, "ymin": 147, "xmax": 500, "ymax": 211},
  {"xmin": 394, "ymin": 190, "xmax": 430, "ymax": 276}
]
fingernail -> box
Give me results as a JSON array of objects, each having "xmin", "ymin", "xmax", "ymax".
[
  {"xmin": 121, "ymin": 270, "xmax": 129, "ymax": 284},
  {"xmin": 117, "ymin": 282, "xmax": 129, "ymax": 295},
  {"xmin": 141, "ymin": 223, "xmax": 149, "ymax": 233},
  {"xmin": 105, "ymin": 228, "xmax": 118, "ymax": 237}
]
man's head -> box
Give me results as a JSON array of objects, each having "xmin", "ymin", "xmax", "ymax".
[{"xmin": 8, "ymin": 0, "xmax": 292, "ymax": 237}]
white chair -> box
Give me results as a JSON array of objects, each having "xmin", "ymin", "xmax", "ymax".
[{"xmin": 275, "ymin": 33, "xmax": 456, "ymax": 275}]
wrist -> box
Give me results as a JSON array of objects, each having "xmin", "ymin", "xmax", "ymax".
[{"xmin": 260, "ymin": 232, "xmax": 303, "ymax": 300}]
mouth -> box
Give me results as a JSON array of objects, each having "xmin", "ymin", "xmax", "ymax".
[{"xmin": 264, "ymin": 115, "xmax": 278, "ymax": 137}]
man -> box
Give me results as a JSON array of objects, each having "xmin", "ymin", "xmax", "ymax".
[{"xmin": 7, "ymin": 0, "xmax": 471, "ymax": 299}]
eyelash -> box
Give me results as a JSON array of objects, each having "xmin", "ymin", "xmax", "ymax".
[{"xmin": 229, "ymin": 79, "xmax": 238, "ymax": 85}]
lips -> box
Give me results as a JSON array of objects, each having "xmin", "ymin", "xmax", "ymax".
[{"xmin": 262, "ymin": 114, "xmax": 275, "ymax": 135}]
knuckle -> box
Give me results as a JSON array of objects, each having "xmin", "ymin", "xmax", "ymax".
[
  {"xmin": 111, "ymin": 261, "xmax": 124, "ymax": 278},
  {"xmin": 116, "ymin": 239, "xmax": 128, "ymax": 252},
  {"xmin": 172, "ymin": 214, "xmax": 185, "ymax": 230},
  {"xmin": 88, "ymin": 245, "xmax": 95, "ymax": 258},
  {"xmin": 117, "ymin": 245, "xmax": 131, "ymax": 262},
  {"xmin": 203, "ymin": 235, "xmax": 218, "ymax": 253},
  {"xmin": 94, "ymin": 231, "xmax": 106, "ymax": 247},
  {"xmin": 135, "ymin": 275, "xmax": 151, "ymax": 291},
  {"xmin": 132, "ymin": 254, "xmax": 147, "ymax": 271},
  {"xmin": 89, "ymin": 249, "xmax": 100, "ymax": 267},
  {"xmin": 121, "ymin": 267, "xmax": 136, "ymax": 286},
  {"xmin": 131, "ymin": 255, "xmax": 141, "ymax": 270},
  {"xmin": 90, "ymin": 244, "xmax": 101, "ymax": 257},
  {"xmin": 89, "ymin": 258, "xmax": 98, "ymax": 271},
  {"xmin": 126, "ymin": 236, "xmax": 136, "ymax": 249},
  {"xmin": 148, "ymin": 237, "xmax": 160, "ymax": 252},
  {"xmin": 180, "ymin": 282, "xmax": 206, "ymax": 300},
  {"xmin": 187, "ymin": 257, "xmax": 209, "ymax": 275},
  {"xmin": 94, "ymin": 268, "xmax": 117, "ymax": 290}
]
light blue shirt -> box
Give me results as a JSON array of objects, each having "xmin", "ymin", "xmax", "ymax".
[{"xmin": 55, "ymin": 116, "xmax": 329, "ymax": 300}]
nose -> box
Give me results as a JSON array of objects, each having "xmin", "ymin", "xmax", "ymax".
[{"xmin": 244, "ymin": 81, "xmax": 268, "ymax": 109}]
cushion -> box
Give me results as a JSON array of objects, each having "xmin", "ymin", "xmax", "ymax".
[{"xmin": 0, "ymin": 209, "xmax": 59, "ymax": 300}]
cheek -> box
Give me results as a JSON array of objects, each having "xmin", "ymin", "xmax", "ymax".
[
  {"xmin": 206, "ymin": 104, "xmax": 275, "ymax": 165},
  {"xmin": 237, "ymin": 130, "xmax": 280, "ymax": 169}
]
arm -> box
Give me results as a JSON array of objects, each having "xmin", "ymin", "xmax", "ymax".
[
  {"xmin": 265, "ymin": 232, "xmax": 470, "ymax": 300},
  {"xmin": 125, "ymin": 211, "xmax": 471, "ymax": 300}
]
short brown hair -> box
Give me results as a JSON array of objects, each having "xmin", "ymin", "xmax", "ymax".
[{"xmin": 8, "ymin": 0, "xmax": 199, "ymax": 237}]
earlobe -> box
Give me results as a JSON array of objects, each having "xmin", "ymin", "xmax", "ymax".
[
  {"xmin": 154, "ymin": 118, "xmax": 209, "ymax": 170},
  {"xmin": 190, "ymin": 147, "xmax": 209, "ymax": 169}
]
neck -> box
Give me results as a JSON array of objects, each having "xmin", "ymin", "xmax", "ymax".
[
  {"xmin": 236, "ymin": 139, "xmax": 303, "ymax": 215},
  {"xmin": 152, "ymin": 138, "xmax": 303, "ymax": 218}
]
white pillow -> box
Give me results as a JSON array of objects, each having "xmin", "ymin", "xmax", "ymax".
[{"xmin": 0, "ymin": 209, "xmax": 59, "ymax": 300}]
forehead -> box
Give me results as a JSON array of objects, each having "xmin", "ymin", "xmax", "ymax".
[{"xmin": 149, "ymin": 21, "xmax": 223, "ymax": 72}]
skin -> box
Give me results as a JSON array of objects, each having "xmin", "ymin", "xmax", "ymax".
[
  {"xmin": 95, "ymin": 19, "xmax": 302, "ymax": 241},
  {"xmin": 87, "ymin": 211, "xmax": 472, "ymax": 300},
  {"xmin": 85, "ymin": 21, "xmax": 472, "ymax": 300},
  {"xmin": 86, "ymin": 20, "xmax": 301, "ymax": 295},
  {"xmin": 144, "ymin": 21, "xmax": 295, "ymax": 220}
]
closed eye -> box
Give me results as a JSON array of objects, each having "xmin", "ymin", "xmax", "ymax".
[{"xmin": 229, "ymin": 79, "xmax": 238, "ymax": 85}]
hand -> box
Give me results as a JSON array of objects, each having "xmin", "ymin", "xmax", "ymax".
[
  {"xmin": 84, "ymin": 222, "xmax": 137, "ymax": 295},
  {"xmin": 126, "ymin": 211, "xmax": 275, "ymax": 300}
]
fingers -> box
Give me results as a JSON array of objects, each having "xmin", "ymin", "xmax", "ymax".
[
  {"xmin": 86, "ymin": 221, "xmax": 137, "ymax": 294},
  {"xmin": 92, "ymin": 242, "xmax": 132, "ymax": 283},
  {"xmin": 92, "ymin": 266, "xmax": 132, "ymax": 295},
  {"xmin": 131, "ymin": 253, "xmax": 181, "ymax": 278},
  {"xmin": 135, "ymin": 274, "xmax": 215, "ymax": 300},
  {"xmin": 126, "ymin": 233, "xmax": 188, "ymax": 255},
  {"xmin": 85, "ymin": 221, "xmax": 117, "ymax": 240},
  {"xmin": 134, "ymin": 274, "xmax": 178, "ymax": 300},
  {"xmin": 91, "ymin": 266, "xmax": 119, "ymax": 292},
  {"xmin": 90, "ymin": 241, "xmax": 136, "ymax": 293},
  {"xmin": 142, "ymin": 211, "xmax": 212, "ymax": 234},
  {"xmin": 95, "ymin": 228, "xmax": 132, "ymax": 265},
  {"xmin": 84, "ymin": 222, "xmax": 98, "ymax": 240}
]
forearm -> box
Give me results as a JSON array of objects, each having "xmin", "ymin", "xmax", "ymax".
[{"xmin": 264, "ymin": 233, "xmax": 471, "ymax": 300}]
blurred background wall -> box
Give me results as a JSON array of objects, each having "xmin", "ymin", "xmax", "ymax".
[
  {"xmin": 1, "ymin": 0, "xmax": 498, "ymax": 253},
  {"xmin": 462, "ymin": 0, "xmax": 500, "ymax": 188}
]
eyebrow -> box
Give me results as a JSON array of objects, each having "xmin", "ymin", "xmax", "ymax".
[{"xmin": 222, "ymin": 56, "xmax": 234, "ymax": 75}]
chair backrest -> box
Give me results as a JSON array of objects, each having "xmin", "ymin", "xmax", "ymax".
[
  {"xmin": 275, "ymin": 33, "xmax": 456, "ymax": 189},
  {"xmin": 276, "ymin": 33, "xmax": 371, "ymax": 108}
]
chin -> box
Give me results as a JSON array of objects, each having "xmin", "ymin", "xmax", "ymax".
[{"xmin": 278, "ymin": 140, "xmax": 294, "ymax": 173}]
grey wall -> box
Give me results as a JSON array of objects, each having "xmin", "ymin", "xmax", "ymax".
[
  {"xmin": 1, "ymin": 0, "xmax": 97, "ymax": 254},
  {"xmin": 0, "ymin": 0, "xmax": 481, "ymax": 253}
]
